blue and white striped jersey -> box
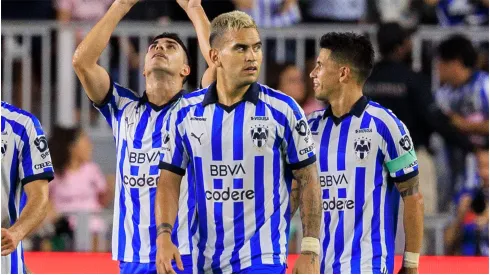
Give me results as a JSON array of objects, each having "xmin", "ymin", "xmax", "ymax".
[
  {"xmin": 93, "ymin": 83, "xmax": 196, "ymax": 263},
  {"xmin": 1, "ymin": 102, "xmax": 54, "ymax": 274},
  {"xmin": 159, "ymin": 82, "xmax": 316, "ymax": 273},
  {"xmin": 307, "ymin": 96, "xmax": 419, "ymax": 274},
  {"xmin": 436, "ymin": 71, "xmax": 489, "ymax": 191}
]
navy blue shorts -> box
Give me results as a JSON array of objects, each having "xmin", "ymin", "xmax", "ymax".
[{"xmin": 233, "ymin": 264, "xmax": 286, "ymax": 274}]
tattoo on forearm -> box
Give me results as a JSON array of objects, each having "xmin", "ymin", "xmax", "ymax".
[
  {"xmin": 396, "ymin": 176, "xmax": 420, "ymax": 198},
  {"xmin": 292, "ymin": 164, "xmax": 322, "ymax": 238},
  {"xmin": 400, "ymin": 186, "xmax": 419, "ymax": 198},
  {"xmin": 301, "ymin": 251, "xmax": 319, "ymax": 264},
  {"xmin": 157, "ymin": 223, "xmax": 173, "ymax": 237}
]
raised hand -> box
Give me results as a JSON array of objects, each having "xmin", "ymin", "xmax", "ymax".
[
  {"xmin": 176, "ymin": 0, "xmax": 202, "ymax": 12},
  {"xmin": 115, "ymin": 0, "xmax": 140, "ymax": 7}
]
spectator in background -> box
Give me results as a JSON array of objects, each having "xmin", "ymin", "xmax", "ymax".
[
  {"xmin": 268, "ymin": 62, "xmax": 324, "ymax": 115},
  {"xmin": 371, "ymin": 0, "xmax": 421, "ymax": 27},
  {"xmin": 365, "ymin": 22, "xmax": 477, "ymax": 215},
  {"xmin": 435, "ymin": 35, "xmax": 489, "ymax": 202},
  {"xmin": 424, "ymin": 0, "xmax": 489, "ymax": 26},
  {"xmin": 232, "ymin": 0, "xmax": 302, "ymax": 28},
  {"xmin": 305, "ymin": 0, "xmax": 367, "ymax": 23},
  {"xmin": 55, "ymin": 0, "xmax": 113, "ymax": 22},
  {"xmin": 48, "ymin": 126, "xmax": 111, "ymax": 252}
]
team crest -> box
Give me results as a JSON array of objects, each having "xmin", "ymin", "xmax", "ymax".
[
  {"xmin": 354, "ymin": 137, "xmax": 371, "ymax": 160},
  {"xmin": 1, "ymin": 140, "xmax": 7, "ymax": 158},
  {"xmin": 250, "ymin": 125, "xmax": 269, "ymax": 148}
]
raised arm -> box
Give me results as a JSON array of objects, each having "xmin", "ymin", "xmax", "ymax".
[
  {"xmin": 177, "ymin": 0, "xmax": 216, "ymax": 87},
  {"xmin": 72, "ymin": 0, "xmax": 139, "ymax": 104},
  {"xmin": 292, "ymin": 163, "xmax": 322, "ymax": 274}
]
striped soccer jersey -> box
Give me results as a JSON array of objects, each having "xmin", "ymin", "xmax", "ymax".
[
  {"xmin": 159, "ymin": 82, "xmax": 316, "ymax": 273},
  {"xmin": 93, "ymin": 83, "xmax": 196, "ymax": 263},
  {"xmin": 1, "ymin": 102, "xmax": 55, "ymax": 274},
  {"xmin": 307, "ymin": 96, "xmax": 419, "ymax": 274}
]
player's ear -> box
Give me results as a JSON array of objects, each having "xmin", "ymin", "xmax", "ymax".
[
  {"xmin": 339, "ymin": 66, "xmax": 350, "ymax": 83},
  {"xmin": 210, "ymin": 48, "xmax": 221, "ymax": 68},
  {"xmin": 180, "ymin": 64, "xmax": 191, "ymax": 79}
]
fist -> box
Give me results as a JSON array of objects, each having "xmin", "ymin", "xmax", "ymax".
[
  {"xmin": 2, "ymin": 228, "xmax": 21, "ymax": 256},
  {"xmin": 176, "ymin": 0, "xmax": 202, "ymax": 11}
]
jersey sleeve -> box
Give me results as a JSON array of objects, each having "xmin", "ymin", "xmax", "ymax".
[
  {"xmin": 282, "ymin": 101, "xmax": 317, "ymax": 170},
  {"xmin": 380, "ymin": 113, "xmax": 419, "ymax": 182},
  {"xmin": 159, "ymin": 106, "xmax": 189, "ymax": 176},
  {"xmin": 92, "ymin": 81, "xmax": 139, "ymax": 129},
  {"xmin": 19, "ymin": 115, "xmax": 54, "ymax": 185},
  {"xmin": 478, "ymin": 74, "xmax": 489, "ymax": 119}
]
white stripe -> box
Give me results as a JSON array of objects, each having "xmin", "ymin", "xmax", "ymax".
[
  {"xmin": 139, "ymin": 188, "xmax": 151, "ymax": 261},
  {"xmin": 379, "ymin": 175, "xmax": 388, "ymax": 272}
]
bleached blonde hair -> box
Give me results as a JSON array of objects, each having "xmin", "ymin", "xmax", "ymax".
[{"xmin": 210, "ymin": 11, "xmax": 258, "ymax": 47}]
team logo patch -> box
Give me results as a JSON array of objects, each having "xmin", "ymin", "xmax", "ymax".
[
  {"xmin": 399, "ymin": 135, "xmax": 412, "ymax": 151},
  {"xmin": 250, "ymin": 125, "xmax": 269, "ymax": 148},
  {"xmin": 163, "ymin": 133, "xmax": 170, "ymax": 144},
  {"xmin": 295, "ymin": 120, "xmax": 309, "ymax": 136},
  {"xmin": 354, "ymin": 137, "xmax": 371, "ymax": 160},
  {"xmin": 34, "ymin": 136, "xmax": 48, "ymax": 153}
]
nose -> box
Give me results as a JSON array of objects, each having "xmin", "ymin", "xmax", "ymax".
[
  {"xmin": 245, "ymin": 48, "xmax": 257, "ymax": 62},
  {"xmin": 309, "ymin": 68, "xmax": 316, "ymax": 79},
  {"xmin": 155, "ymin": 43, "xmax": 164, "ymax": 51}
]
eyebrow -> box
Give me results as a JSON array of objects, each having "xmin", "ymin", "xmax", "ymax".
[{"xmin": 233, "ymin": 41, "xmax": 262, "ymax": 49}]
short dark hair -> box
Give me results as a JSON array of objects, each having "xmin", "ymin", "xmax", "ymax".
[
  {"xmin": 150, "ymin": 32, "xmax": 191, "ymax": 83},
  {"xmin": 437, "ymin": 34, "xmax": 477, "ymax": 68},
  {"xmin": 377, "ymin": 22, "xmax": 410, "ymax": 57},
  {"xmin": 319, "ymin": 32, "xmax": 375, "ymax": 83}
]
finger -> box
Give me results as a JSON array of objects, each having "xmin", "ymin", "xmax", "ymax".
[
  {"xmin": 164, "ymin": 260, "xmax": 176, "ymax": 274},
  {"xmin": 1, "ymin": 247, "xmax": 13, "ymax": 256},
  {"xmin": 174, "ymin": 252, "xmax": 184, "ymax": 271},
  {"xmin": 156, "ymin": 261, "xmax": 165, "ymax": 274}
]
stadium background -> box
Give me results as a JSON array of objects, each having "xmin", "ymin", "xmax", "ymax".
[{"xmin": 1, "ymin": 0, "xmax": 489, "ymax": 273}]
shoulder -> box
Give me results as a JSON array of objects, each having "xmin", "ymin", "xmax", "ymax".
[
  {"xmin": 1, "ymin": 102, "xmax": 42, "ymax": 134},
  {"xmin": 258, "ymin": 83, "xmax": 304, "ymax": 119},
  {"xmin": 366, "ymin": 101, "xmax": 406, "ymax": 133},
  {"xmin": 113, "ymin": 82, "xmax": 140, "ymax": 100}
]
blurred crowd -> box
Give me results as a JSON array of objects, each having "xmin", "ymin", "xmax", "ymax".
[{"xmin": 2, "ymin": 0, "xmax": 489, "ymax": 257}]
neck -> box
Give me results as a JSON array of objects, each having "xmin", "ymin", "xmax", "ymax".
[
  {"xmin": 145, "ymin": 72, "xmax": 182, "ymax": 106},
  {"xmin": 451, "ymin": 68, "xmax": 474, "ymax": 88},
  {"xmin": 327, "ymin": 84, "xmax": 363, "ymax": 118},
  {"xmin": 216, "ymin": 71, "xmax": 250, "ymax": 106}
]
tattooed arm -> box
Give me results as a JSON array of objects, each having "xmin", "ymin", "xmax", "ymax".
[
  {"xmin": 395, "ymin": 174, "xmax": 424, "ymax": 265},
  {"xmin": 293, "ymin": 162, "xmax": 322, "ymax": 239},
  {"xmin": 289, "ymin": 180, "xmax": 300, "ymax": 217}
]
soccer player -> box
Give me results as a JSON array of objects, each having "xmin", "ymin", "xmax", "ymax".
[
  {"xmin": 308, "ymin": 33, "xmax": 424, "ymax": 273},
  {"xmin": 156, "ymin": 11, "xmax": 322, "ymax": 274},
  {"xmin": 71, "ymin": 0, "xmax": 215, "ymax": 273},
  {"xmin": 1, "ymin": 102, "xmax": 54, "ymax": 274}
]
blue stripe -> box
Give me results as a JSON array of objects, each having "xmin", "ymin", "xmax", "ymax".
[
  {"xmin": 372, "ymin": 117, "xmax": 398, "ymax": 160},
  {"xmin": 337, "ymin": 116, "xmax": 352, "ymax": 171},
  {"xmin": 114, "ymin": 84, "xmax": 139, "ymax": 101},
  {"xmin": 212, "ymin": 107, "xmax": 224, "ymax": 161},
  {"xmin": 360, "ymin": 112, "xmax": 372, "ymax": 129},
  {"xmin": 320, "ymin": 212, "xmax": 331, "ymax": 273},
  {"xmin": 11, "ymin": 247, "xmax": 18, "ymax": 274},
  {"xmin": 233, "ymin": 103, "xmax": 245, "ymax": 160},
  {"xmin": 19, "ymin": 191, "xmax": 27, "ymax": 213},
  {"xmin": 371, "ymin": 149, "xmax": 384, "ymax": 272},
  {"xmin": 261, "ymin": 86, "xmax": 303, "ymax": 120},
  {"xmin": 262, "ymin": 102, "xmax": 298, "ymax": 163},
  {"xmin": 195, "ymin": 157, "xmax": 208, "ymax": 274},
  {"xmin": 384, "ymin": 181, "xmax": 397, "ymax": 273},
  {"xmin": 149, "ymin": 188, "xmax": 157, "ymax": 261},
  {"xmin": 251, "ymin": 156, "xmax": 265, "ymax": 265},
  {"xmin": 9, "ymin": 146, "xmax": 19, "ymax": 225},
  {"xmin": 211, "ymin": 201, "xmax": 224, "ymax": 273},
  {"xmin": 255, "ymin": 100, "xmax": 266, "ymax": 116},
  {"xmin": 230, "ymin": 199, "xmax": 244, "ymax": 273},
  {"xmin": 117, "ymin": 140, "xmax": 128, "ymax": 260},
  {"xmin": 270, "ymin": 136, "xmax": 282, "ymax": 265},
  {"xmin": 351, "ymin": 167, "xmax": 365, "ymax": 273},
  {"xmin": 152, "ymin": 110, "xmax": 167, "ymax": 149},
  {"xmin": 5, "ymin": 119, "xmax": 34, "ymax": 178},
  {"xmin": 130, "ymin": 189, "xmax": 141, "ymax": 262},
  {"xmin": 133, "ymin": 106, "xmax": 150, "ymax": 149},
  {"xmin": 98, "ymin": 105, "xmax": 113, "ymax": 128},
  {"xmin": 2, "ymin": 102, "xmax": 43, "ymax": 135},
  {"xmin": 171, "ymin": 127, "xmax": 186, "ymax": 168},
  {"xmin": 173, "ymin": 213, "xmax": 180, "ymax": 248},
  {"xmin": 332, "ymin": 211, "xmax": 345, "ymax": 273},
  {"xmin": 320, "ymin": 119, "xmax": 334, "ymax": 172},
  {"xmin": 480, "ymin": 86, "xmax": 489, "ymax": 117},
  {"xmin": 187, "ymin": 162, "xmax": 196, "ymax": 250},
  {"xmin": 369, "ymin": 102, "xmax": 405, "ymax": 135}
]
